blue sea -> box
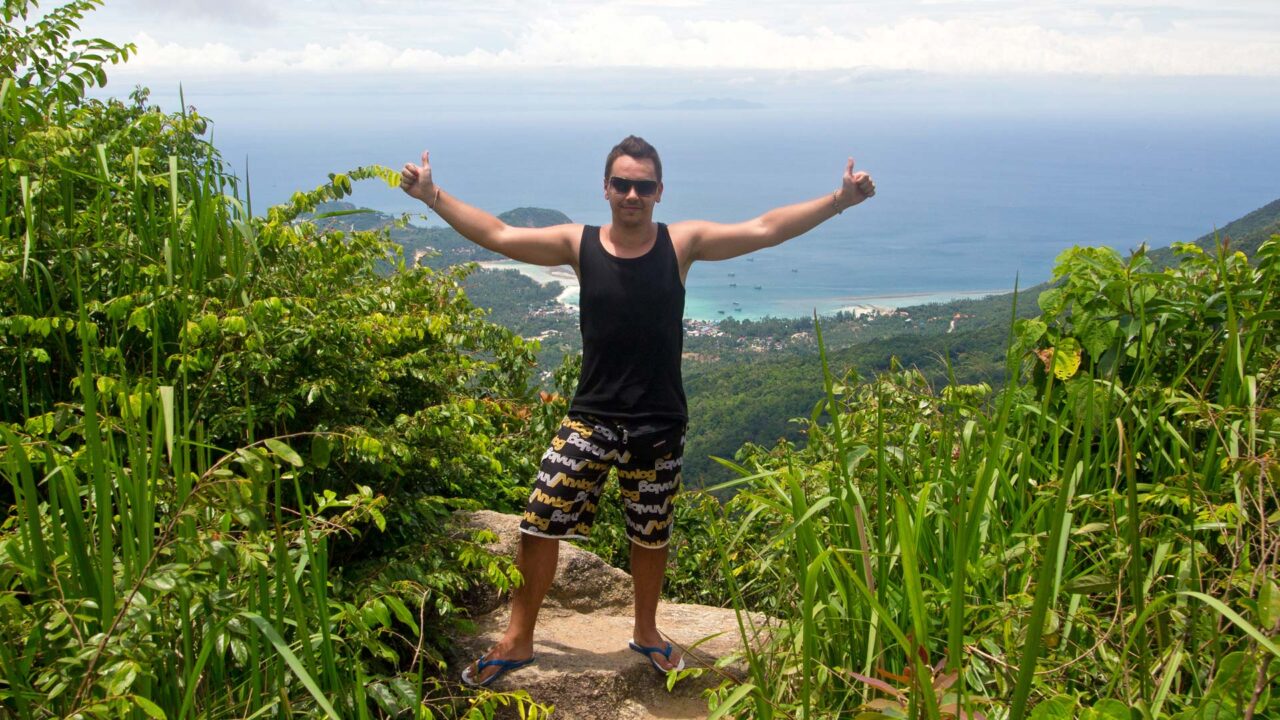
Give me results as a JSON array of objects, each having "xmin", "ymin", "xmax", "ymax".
[{"xmin": 130, "ymin": 75, "xmax": 1280, "ymax": 321}]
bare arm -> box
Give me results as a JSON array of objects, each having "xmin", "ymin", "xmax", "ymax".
[
  {"xmin": 400, "ymin": 151, "xmax": 580, "ymax": 267},
  {"xmin": 673, "ymin": 157, "xmax": 876, "ymax": 265}
]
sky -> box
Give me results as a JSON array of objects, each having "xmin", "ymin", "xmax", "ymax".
[{"xmin": 75, "ymin": 0, "xmax": 1280, "ymax": 80}]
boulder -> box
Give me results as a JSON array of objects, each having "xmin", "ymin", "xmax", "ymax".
[
  {"xmin": 459, "ymin": 510, "xmax": 634, "ymax": 614},
  {"xmin": 452, "ymin": 511, "xmax": 767, "ymax": 720}
]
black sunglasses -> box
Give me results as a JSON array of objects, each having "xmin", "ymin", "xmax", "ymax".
[{"xmin": 608, "ymin": 176, "xmax": 659, "ymax": 197}]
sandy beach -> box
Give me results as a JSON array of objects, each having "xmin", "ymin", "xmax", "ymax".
[
  {"xmin": 476, "ymin": 260, "xmax": 581, "ymax": 306},
  {"xmin": 821, "ymin": 289, "xmax": 1008, "ymax": 314}
]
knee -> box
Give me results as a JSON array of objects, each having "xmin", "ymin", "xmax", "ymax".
[{"xmin": 517, "ymin": 531, "xmax": 561, "ymax": 561}]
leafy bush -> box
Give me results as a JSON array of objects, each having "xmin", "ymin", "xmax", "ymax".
[
  {"xmin": 700, "ymin": 238, "xmax": 1280, "ymax": 719},
  {"xmin": 1, "ymin": 1, "xmax": 553, "ymax": 716}
]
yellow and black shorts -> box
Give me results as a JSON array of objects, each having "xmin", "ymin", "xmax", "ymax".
[{"xmin": 519, "ymin": 415, "xmax": 685, "ymax": 549}]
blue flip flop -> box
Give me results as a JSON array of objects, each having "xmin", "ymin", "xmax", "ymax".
[
  {"xmin": 629, "ymin": 641, "xmax": 686, "ymax": 674},
  {"xmin": 461, "ymin": 654, "xmax": 536, "ymax": 687}
]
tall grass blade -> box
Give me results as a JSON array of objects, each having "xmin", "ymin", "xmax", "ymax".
[
  {"xmin": 242, "ymin": 612, "xmax": 342, "ymax": 720},
  {"xmin": 1009, "ymin": 391, "xmax": 1085, "ymax": 719},
  {"xmin": 19, "ymin": 175, "xmax": 33, "ymax": 279},
  {"xmin": 894, "ymin": 494, "xmax": 942, "ymax": 720}
]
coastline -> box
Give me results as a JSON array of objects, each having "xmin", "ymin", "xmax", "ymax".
[
  {"xmin": 476, "ymin": 260, "xmax": 581, "ymax": 306},
  {"xmin": 476, "ymin": 260, "xmax": 1009, "ymax": 321},
  {"xmin": 800, "ymin": 289, "xmax": 1012, "ymax": 315}
]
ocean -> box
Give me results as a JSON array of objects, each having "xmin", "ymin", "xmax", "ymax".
[{"xmin": 135, "ymin": 76, "xmax": 1280, "ymax": 321}]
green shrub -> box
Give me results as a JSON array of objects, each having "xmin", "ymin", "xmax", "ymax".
[
  {"xmin": 1, "ymin": 1, "xmax": 553, "ymax": 716},
  {"xmin": 700, "ymin": 238, "xmax": 1280, "ymax": 719}
]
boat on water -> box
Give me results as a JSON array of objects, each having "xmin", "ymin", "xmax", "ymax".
[{"xmin": 754, "ymin": 285, "xmax": 763, "ymax": 290}]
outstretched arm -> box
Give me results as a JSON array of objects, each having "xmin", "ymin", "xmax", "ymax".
[
  {"xmin": 672, "ymin": 157, "xmax": 876, "ymax": 264},
  {"xmin": 401, "ymin": 151, "xmax": 580, "ymax": 267}
]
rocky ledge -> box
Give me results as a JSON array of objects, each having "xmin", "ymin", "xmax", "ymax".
[{"xmin": 453, "ymin": 511, "xmax": 764, "ymax": 720}]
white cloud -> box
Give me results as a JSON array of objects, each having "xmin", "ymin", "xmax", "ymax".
[
  {"xmin": 83, "ymin": 1, "xmax": 1280, "ymax": 78},
  {"xmin": 122, "ymin": 0, "xmax": 278, "ymax": 25}
]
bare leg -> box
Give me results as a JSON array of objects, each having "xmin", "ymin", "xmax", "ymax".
[
  {"xmin": 630, "ymin": 540, "xmax": 682, "ymax": 670},
  {"xmin": 470, "ymin": 532, "xmax": 559, "ymax": 683}
]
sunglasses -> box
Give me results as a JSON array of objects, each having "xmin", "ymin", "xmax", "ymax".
[{"xmin": 608, "ymin": 176, "xmax": 659, "ymax": 197}]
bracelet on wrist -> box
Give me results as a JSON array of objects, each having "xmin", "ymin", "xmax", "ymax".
[
  {"xmin": 428, "ymin": 186, "xmax": 441, "ymax": 210},
  {"xmin": 832, "ymin": 190, "xmax": 843, "ymax": 215}
]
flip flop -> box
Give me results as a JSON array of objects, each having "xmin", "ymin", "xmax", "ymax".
[
  {"xmin": 461, "ymin": 654, "xmax": 536, "ymax": 687},
  {"xmin": 629, "ymin": 641, "xmax": 686, "ymax": 674}
]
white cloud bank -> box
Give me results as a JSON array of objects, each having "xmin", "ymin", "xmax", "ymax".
[{"xmin": 100, "ymin": 4, "xmax": 1280, "ymax": 78}]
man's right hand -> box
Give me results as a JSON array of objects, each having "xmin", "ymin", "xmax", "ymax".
[
  {"xmin": 393, "ymin": 148, "xmax": 580, "ymax": 267},
  {"xmin": 400, "ymin": 150, "xmax": 435, "ymax": 204}
]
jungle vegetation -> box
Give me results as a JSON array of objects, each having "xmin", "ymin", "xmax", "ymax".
[{"xmin": 3, "ymin": 2, "xmax": 1278, "ymax": 718}]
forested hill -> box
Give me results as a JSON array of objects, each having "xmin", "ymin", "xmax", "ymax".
[
  {"xmin": 1146, "ymin": 196, "xmax": 1280, "ymax": 266},
  {"xmin": 311, "ymin": 201, "xmax": 572, "ymax": 268},
  {"xmin": 310, "ymin": 202, "xmax": 582, "ymax": 368},
  {"xmin": 683, "ymin": 289, "xmax": 1042, "ymax": 487}
]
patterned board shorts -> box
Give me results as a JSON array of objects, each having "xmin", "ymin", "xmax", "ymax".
[{"xmin": 519, "ymin": 414, "xmax": 685, "ymax": 549}]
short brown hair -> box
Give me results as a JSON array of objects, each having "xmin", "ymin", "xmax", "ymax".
[{"xmin": 604, "ymin": 135, "xmax": 662, "ymax": 182}]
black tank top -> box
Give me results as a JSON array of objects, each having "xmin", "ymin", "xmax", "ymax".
[{"xmin": 569, "ymin": 224, "xmax": 687, "ymax": 422}]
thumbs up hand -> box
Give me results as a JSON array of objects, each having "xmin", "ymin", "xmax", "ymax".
[
  {"xmin": 835, "ymin": 157, "xmax": 876, "ymax": 211},
  {"xmin": 400, "ymin": 150, "xmax": 436, "ymax": 203}
]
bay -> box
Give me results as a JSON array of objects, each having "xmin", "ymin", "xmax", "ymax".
[{"xmin": 139, "ymin": 79, "xmax": 1280, "ymax": 320}]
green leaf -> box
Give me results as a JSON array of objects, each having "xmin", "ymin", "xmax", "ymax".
[
  {"xmin": 1050, "ymin": 337, "xmax": 1082, "ymax": 380},
  {"xmin": 104, "ymin": 660, "xmax": 140, "ymax": 695},
  {"xmin": 1038, "ymin": 286, "xmax": 1065, "ymax": 316},
  {"xmin": 1016, "ymin": 318, "xmax": 1048, "ymax": 349},
  {"xmin": 383, "ymin": 595, "xmax": 419, "ymax": 634},
  {"xmin": 1081, "ymin": 699, "xmax": 1131, "ymax": 720},
  {"xmin": 367, "ymin": 598, "xmax": 391, "ymax": 627},
  {"xmin": 1063, "ymin": 574, "xmax": 1113, "ymax": 595},
  {"xmin": 707, "ymin": 683, "xmax": 757, "ymax": 720},
  {"xmin": 1029, "ymin": 695, "xmax": 1078, "ymax": 720},
  {"xmin": 128, "ymin": 306, "xmax": 150, "ymax": 332},
  {"xmin": 143, "ymin": 567, "xmax": 180, "ymax": 592},
  {"xmin": 310, "ymin": 435, "xmax": 331, "ymax": 469},
  {"xmin": 1259, "ymin": 579, "xmax": 1279, "ymax": 628},
  {"xmin": 265, "ymin": 438, "xmax": 304, "ymax": 467},
  {"xmin": 1079, "ymin": 319, "xmax": 1115, "ymax": 359},
  {"xmin": 130, "ymin": 695, "xmax": 167, "ymax": 719}
]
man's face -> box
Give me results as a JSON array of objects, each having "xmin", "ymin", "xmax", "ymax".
[{"xmin": 604, "ymin": 155, "xmax": 662, "ymax": 225}]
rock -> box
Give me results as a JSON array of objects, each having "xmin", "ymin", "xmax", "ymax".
[
  {"xmin": 452, "ymin": 511, "xmax": 767, "ymax": 720},
  {"xmin": 457, "ymin": 510, "xmax": 634, "ymax": 614}
]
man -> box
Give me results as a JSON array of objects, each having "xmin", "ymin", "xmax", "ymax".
[{"xmin": 400, "ymin": 135, "xmax": 875, "ymax": 686}]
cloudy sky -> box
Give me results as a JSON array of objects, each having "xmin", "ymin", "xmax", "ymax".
[{"xmin": 76, "ymin": 0, "xmax": 1280, "ymax": 80}]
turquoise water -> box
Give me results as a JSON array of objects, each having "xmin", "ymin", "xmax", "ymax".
[{"xmin": 155, "ymin": 82, "xmax": 1280, "ymax": 320}]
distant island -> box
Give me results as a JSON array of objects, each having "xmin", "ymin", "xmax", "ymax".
[
  {"xmin": 309, "ymin": 202, "xmax": 572, "ymax": 268},
  {"xmin": 615, "ymin": 98, "xmax": 766, "ymax": 111},
  {"xmin": 498, "ymin": 207, "xmax": 574, "ymax": 228}
]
